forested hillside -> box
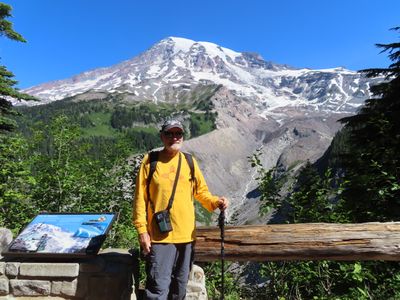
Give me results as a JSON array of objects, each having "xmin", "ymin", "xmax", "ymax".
[{"xmin": 15, "ymin": 86, "xmax": 219, "ymax": 160}]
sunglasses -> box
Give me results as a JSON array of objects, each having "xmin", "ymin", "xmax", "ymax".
[{"xmin": 163, "ymin": 131, "xmax": 184, "ymax": 138}]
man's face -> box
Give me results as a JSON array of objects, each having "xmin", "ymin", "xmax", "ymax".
[{"xmin": 161, "ymin": 128, "xmax": 184, "ymax": 152}]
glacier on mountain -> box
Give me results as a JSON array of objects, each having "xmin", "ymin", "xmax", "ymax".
[{"xmin": 19, "ymin": 37, "xmax": 380, "ymax": 116}]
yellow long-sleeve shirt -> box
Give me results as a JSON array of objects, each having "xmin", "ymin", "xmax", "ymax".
[{"xmin": 133, "ymin": 151, "xmax": 219, "ymax": 243}]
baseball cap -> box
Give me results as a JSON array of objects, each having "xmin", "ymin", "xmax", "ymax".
[{"xmin": 160, "ymin": 119, "xmax": 184, "ymax": 132}]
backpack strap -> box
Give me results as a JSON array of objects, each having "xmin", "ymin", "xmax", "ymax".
[
  {"xmin": 183, "ymin": 152, "xmax": 197, "ymax": 194},
  {"xmin": 146, "ymin": 151, "xmax": 159, "ymax": 187},
  {"xmin": 146, "ymin": 151, "xmax": 159, "ymax": 212}
]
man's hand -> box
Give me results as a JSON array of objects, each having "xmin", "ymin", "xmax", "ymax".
[
  {"xmin": 217, "ymin": 196, "xmax": 229, "ymax": 211},
  {"xmin": 139, "ymin": 232, "xmax": 151, "ymax": 255}
]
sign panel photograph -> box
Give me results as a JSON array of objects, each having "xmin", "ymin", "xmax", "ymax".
[{"xmin": 3, "ymin": 213, "xmax": 117, "ymax": 257}]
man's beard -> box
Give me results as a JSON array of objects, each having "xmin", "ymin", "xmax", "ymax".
[{"xmin": 168, "ymin": 143, "xmax": 182, "ymax": 152}]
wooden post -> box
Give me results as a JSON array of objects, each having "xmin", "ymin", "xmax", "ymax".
[{"xmin": 194, "ymin": 222, "xmax": 400, "ymax": 261}]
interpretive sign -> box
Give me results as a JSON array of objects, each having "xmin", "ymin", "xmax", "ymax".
[{"xmin": 2, "ymin": 213, "xmax": 116, "ymax": 257}]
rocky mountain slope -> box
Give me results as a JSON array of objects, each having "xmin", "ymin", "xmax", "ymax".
[{"xmin": 19, "ymin": 37, "xmax": 381, "ymax": 224}]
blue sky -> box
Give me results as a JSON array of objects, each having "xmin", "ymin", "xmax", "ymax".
[{"xmin": 1, "ymin": 0, "xmax": 399, "ymax": 89}]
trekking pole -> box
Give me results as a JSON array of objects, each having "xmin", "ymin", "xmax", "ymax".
[{"xmin": 218, "ymin": 209, "xmax": 225, "ymax": 300}]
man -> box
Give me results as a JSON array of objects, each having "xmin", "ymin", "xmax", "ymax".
[{"xmin": 133, "ymin": 119, "xmax": 228, "ymax": 299}]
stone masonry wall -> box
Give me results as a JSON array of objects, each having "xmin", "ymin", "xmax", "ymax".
[
  {"xmin": 0, "ymin": 249, "xmax": 138, "ymax": 299},
  {"xmin": 0, "ymin": 228, "xmax": 207, "ymax": 299}
]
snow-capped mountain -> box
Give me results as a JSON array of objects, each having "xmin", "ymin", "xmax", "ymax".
[
  {"xmin": 18, "ymin": 37, "xmax": 383, "ymax": 224},
  {"xmin": 8, "ymin": 223, "xmax": 90, "ymax": 254},
  {"xmin": 22, "ymin": 37, "xmax": 378, "ymax": 115}
]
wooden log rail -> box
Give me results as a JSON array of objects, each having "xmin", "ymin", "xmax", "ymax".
[{"xmin": 194, "ymin": 222, "xmax": 400, "ymax": 262}]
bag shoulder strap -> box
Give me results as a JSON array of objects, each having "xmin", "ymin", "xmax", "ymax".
[{"xmin": 166, "ymin": 153, "xmax": 182, "ymax": 211}]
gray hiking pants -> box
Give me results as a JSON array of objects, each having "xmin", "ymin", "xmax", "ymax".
[{"xmin": 144, "ymin": 242, "xmax": 193, "ymax": 300}]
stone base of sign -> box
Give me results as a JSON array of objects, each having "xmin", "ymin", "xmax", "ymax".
[{"xmin": 0, "ymin": 250, "xmax": 208, "ymax": 299}]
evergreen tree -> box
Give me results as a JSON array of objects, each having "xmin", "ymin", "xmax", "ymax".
[
  {"xmin": 339, "ymin": 26, "xmax": 400, "ymax": 222},
  {"xmin": 0, "ymin": 2, "xmax": 35, "ymax": 133},
  {"xmin": 0, "ymin": 3, "xmax": 36, "ymax": 233}
]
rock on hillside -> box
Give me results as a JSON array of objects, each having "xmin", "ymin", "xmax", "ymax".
[{"xmin": 182, "ymin": 87, "xmax": 346, "ymax": 224}]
